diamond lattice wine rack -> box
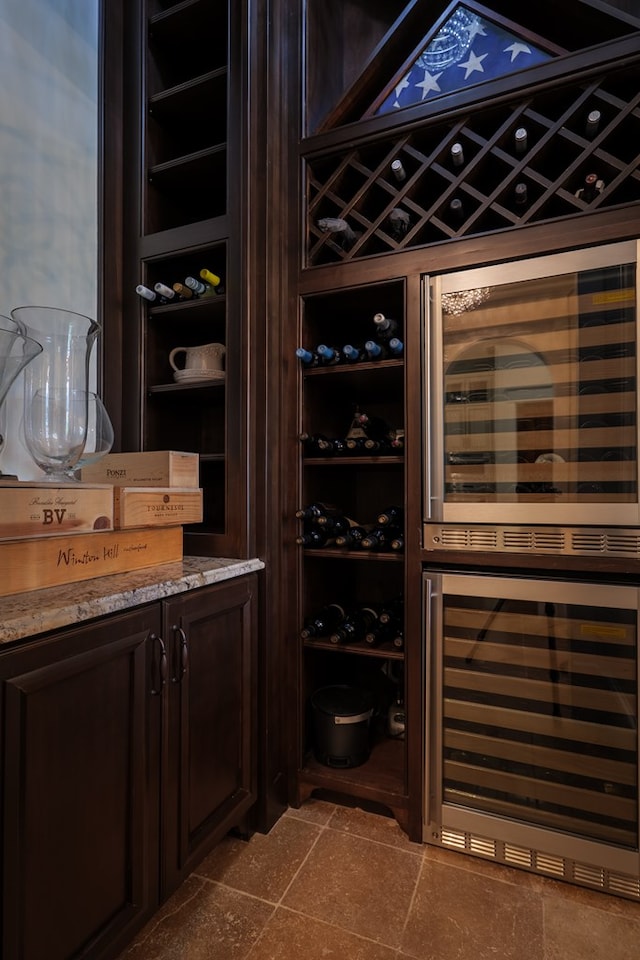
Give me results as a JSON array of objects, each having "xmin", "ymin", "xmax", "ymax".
[{"xmin": 306, "ymin": 61, "xmax": 640, "ymax": 267}]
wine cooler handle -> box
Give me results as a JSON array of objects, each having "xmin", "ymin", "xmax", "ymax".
[
  {"xmin": 150, "ymin": 632, "xmax": 167, "ymax": 695},
  {"xmin": 170, "ymin": 625, "xmax": 189, "ymax": 684},
  {"xmin": 422, "ymin": 576, "xmax": 441, "ymax": 834},
  {"xmin": 423, "ymin": 277, "xmax": 436, "ymax": 521}
]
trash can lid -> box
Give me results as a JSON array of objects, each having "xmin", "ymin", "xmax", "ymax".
[{"xmin": 311, "ymin": 684, "xmax": 373, "ymax": 718}]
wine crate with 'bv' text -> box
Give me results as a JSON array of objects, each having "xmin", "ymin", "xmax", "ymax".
[
  {"xmin": 0, "ymin": 480, "xmax": 113, "ymax": 540},
  {"xmin": 0, "ymin": 526, "xmax": 183, "ymax": 596}
]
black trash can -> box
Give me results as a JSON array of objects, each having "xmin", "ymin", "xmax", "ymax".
[{"xmin": 311, "ymin": 684, "xmax": 373, "ymax": 768}]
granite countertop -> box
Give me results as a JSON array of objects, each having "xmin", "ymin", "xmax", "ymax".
[{"xmin": 0, "ymin": 556, "xmax": 265, "ymax": 644}]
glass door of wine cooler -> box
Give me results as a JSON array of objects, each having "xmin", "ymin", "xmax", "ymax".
[
  {"xmin": 424, "ymin": 240, "xmax": 640, "ymax": 546},
  {"xmin": 424, "ymin": 571, "xmax": 640, "ymax": 895}
]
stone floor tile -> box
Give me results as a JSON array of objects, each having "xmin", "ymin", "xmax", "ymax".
[
  {"xmin": 542, "ymin": 894, "xmax": 640, "ymax": 960},
  {"xmin": 328, "ymin": 804, "xmax": 424, "ymax": 853},
  {"xmin": 119, "ymin": 875, "xmax": 274, "ymax": 960},
  {"xmin": 282, "ymin": 828, "xmax": 422, "ymax": 948},
  {"xmin": 194, "ymin": 814, "xmax": 322, "ymax": 902},
  {"xmin": 247, "ymin": 906, "xmax": 400, "ymax": 960},
  {"xmin": 401, "ymin": 858, "xmax": 544, "ymax": 960},
  {"xmin": 283, "ymin": 798, "xmax": 337, "ymax": 826}
]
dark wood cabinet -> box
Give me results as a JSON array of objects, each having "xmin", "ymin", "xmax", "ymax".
[
  {"xmin": 0, "ymin": 574, "xmax": 258, "ymax": 960},
  {"xmin": 0, "ymin": 605, "xmax": 160, "ymax": 960},
  {"xmin": 160, "ymin": 577, "xmax": 257, "ymax": 897}
]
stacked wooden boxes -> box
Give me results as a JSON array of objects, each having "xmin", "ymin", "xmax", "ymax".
[{"xmin": 0, "ymin": 451, "xmax": 202, "ymax": 596}]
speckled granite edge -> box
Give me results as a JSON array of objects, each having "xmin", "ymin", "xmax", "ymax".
[{"xmin": 0, "ymin": 556, "xmax": 265, "ymax": 644}]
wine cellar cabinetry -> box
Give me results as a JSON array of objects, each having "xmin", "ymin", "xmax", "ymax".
[{"xmin": 307, "ymin": 59, "xmax": 640, "ymax": 266}]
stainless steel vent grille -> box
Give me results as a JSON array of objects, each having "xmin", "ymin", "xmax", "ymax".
[
  {"xmin": 439, "ymin": 528, "xmax": 498, "ymax": 550},
  {"xmin": 573, "ymin": 863, "xmax": 605, "ymax": 888},
  {"xmin": 504, "ymin": 845, "xmax": 533, "ymax": 868},
  {"xmin": 433, "ymin": 828, "xmax": 640, "ymax": 899},
  {"xmin": 469, "ymin": 835, "xmax": 496, "ymax": 858},
  {"xmin": 427, "ymin": 525, "xmax": 640, "ymax": 558}
]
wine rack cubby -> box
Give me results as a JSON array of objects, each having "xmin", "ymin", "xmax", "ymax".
[
  {"xmin": 306, "ymin": 59, "xmax": 640, "ymax": 266},
  {"xmin": 297, "ymin": 278, "xmax": 408, "ymax": 813}
]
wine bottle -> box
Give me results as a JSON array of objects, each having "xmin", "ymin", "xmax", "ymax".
[
  {"xmin": 388, "ymin": 337, "xmax": 404, "ymax": 357},
  {"xmin": 300, "ymin": 603, "xmax": 346, "ymax": 639},
  {"xmin": 295, "ymin": 527, "xmax": 335, "ymax": 548},
  {"xmin": 514, "ymin": 126, "xmax": 528, "ymax": 155},
  {"xmin": 135, "ymin": 284, "xmax": 157, "ymax": 302},
  {"xmin": 344, "ymin": 436, "xmax": 368, "ymax": 455},
  {"xmin": 185, "ymin": 275, "xmax": 218, "ymax": 298},
  {"xmin": 575, "ymin": 172, "xmax": 604, "ymax": 202},
  {"xmin": 358, "ymin": 411, "xmax": 392, "ymax": 443},
  {"xmin": 363, "ymin": 437, "xmax": 393, "ymax": 455},
  {"xmin": 514, "ymin": 182, "xmax": 528, "ymax": 209},
  {"xmin": 316, "ymin": 343, "xmax": 342, "ymax": 366},
  {"xmin": 585, "ymin": 109, "xmax": 601, "ymax": 138},
  {"xmin": 364, "ymin": 340, "xmax": 389, "ymax": 361},
  {"xmin": 390, "ymin": 159, "xmax": 406, "ymax": 182},
  {"xmin": 379, "ymin": 596, "xmax": 404, "ymax": 626},
  {"xmin": 342, "ymin": 343, "xmax": 363, "ymax": 364},
  {"xmin": 316, "ymin": 436, "xmax": 348, "ymax": 456},
  {"xmin": 154, "ymin": 281, "xmax": 178, "ymax": 302},
  {"xmin": 334, "ymin": 525, "xmax": 369, "ymax": 549},
  {"xmin": 387, "ymin": 207, "xmax": 410, "ymax": 239},
  {"xmin": 450, "ymin": 142, "xmax": 464, "ymax": 167},
  {"xmin": 316, "ymin": 217, "xmax": 357, "ymax": 248},
  {"xmin": 315, "ymin": 514, "xmax": 357, "ymax": 536},
  {"xmin": 391, "ymin": 629, "xmax": 405, "ymax": 651},
  {"xmin": 299, "ymin": 432, "xmax": 332, "ymax": 455},
  {"xmin": 329, "ymin": 606, "xmax": 379, "ymax": 645},
  {"xmin": 295, "ymin": 502, "xmax": 339, "ymax": 522},
  {"xmin": 344, "ymin": 409, "xmax": 368, "ymax": 446},
  {"xmin": 390, "ymin": 533, "xmax": 404, "ymax": 552},
  {"xmin": 390, "ymin": 428, "xmax": 405, "ymax": 451},
  {"xmin": 373, "ymin": 313, "xmax": 399, "ymax": 341},
  {"xmin": 172, "ymin": 282, "xmax": 194, "ymax": 299},
  {"xmin": 449, "ymin": 197, "xmax": 464, "ymax": 222},
  {"xmin": 296, "ymin": 346, "xmax": 321, "ymax": 368},
  {"xmin": 199, "ymin": 268, "xmax": 223, "ymax": 291},
  {"xmin": 377, "ymin": 505, "xmax": 404, "ymax": 526},
  {"xmin": 360, "ymin": 524, "xmax": 402, "ymax": 551},
  {"xmin": 364, "ymin": 621, "xmax": 397, "ymax": 647}
]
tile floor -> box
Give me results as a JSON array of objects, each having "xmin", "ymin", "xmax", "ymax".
[{"xmin": 119, "ymin": 798, "xmax": 640, "ymax": 960}]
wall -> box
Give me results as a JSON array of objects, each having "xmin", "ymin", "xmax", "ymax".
[{"xmin": 0, "ymin": 0, "xmax": 99, "ymax": 479}]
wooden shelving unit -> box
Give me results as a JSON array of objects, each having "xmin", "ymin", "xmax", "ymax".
[{"xmin": 119, "ymin": 0, "xmax": 250, "ymax": 559}]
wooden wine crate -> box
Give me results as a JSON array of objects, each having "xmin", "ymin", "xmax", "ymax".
[
  {"xmin": 0, "ymin": 526, "xmax": 183, "ymax": 597},
  {"xmin": 81, "ymin": 450, "xmax": 199, "ymax": 488},
  {"xmin": 0, "ymin": 480, "xmax": 113, "ymax": 541},
  {"xmin": 113, "ymin": 487, "xmax": 203, "ymax": 529}
]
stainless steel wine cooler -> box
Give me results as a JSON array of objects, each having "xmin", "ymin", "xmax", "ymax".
[
  {"xmin": 423, "ymin": 571, "xmax": 640, "ymax": 899},
  {"xmin": 423, "ymin": 239, "xmax": 640, "ymax": 556}
]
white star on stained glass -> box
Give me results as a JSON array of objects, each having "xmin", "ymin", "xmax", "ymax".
[
  {"xmin": 504, "ymin": 42, "xmax": 532, "ymax": 62},
  {"xmin": 458, "ymin": 50, "xmax": 488, "ymax": 80},
  {"xmin": 415, "ymin": 69, "xmax": 442, "ymax": 98}
]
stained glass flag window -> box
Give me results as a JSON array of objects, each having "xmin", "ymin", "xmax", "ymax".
[{"xmin": 375, "ymin": 4, "xmax": 554, "ymax": 115}]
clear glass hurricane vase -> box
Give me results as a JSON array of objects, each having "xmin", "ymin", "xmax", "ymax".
[
  {"xmin": 0, "ymin": 320, "xmax": 43, "ymax": 476},
  {"xmin": 73, "ymin": 392, "xmax": 115, "ymax": 475},
  {"xmin": 12, "ymin": 306, "xmax": 101, "ymax": 482}
]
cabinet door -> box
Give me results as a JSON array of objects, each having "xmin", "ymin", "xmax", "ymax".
[
  {"xmin": 0, "ymin": 605, "xmax": 161, "ymax": 960},
  {"xmin": 161, "ymin": 575, "xmax": 257, "ymax": 896}
]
